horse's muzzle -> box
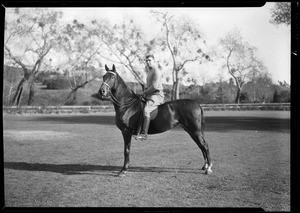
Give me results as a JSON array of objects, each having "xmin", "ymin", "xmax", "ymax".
[{"xmin": 99, "ymin": 88, "xmax": 109, "ymax": 98}]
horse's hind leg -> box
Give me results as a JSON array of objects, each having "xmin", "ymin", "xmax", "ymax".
[{"xmin": 187, "ymin": 131, "xmax": 212, "ymax": 174}]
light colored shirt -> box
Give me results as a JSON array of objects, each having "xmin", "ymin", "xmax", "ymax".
[{"xmin": 144, "ymin": 66, "xmax": 164, "ymax": 96}]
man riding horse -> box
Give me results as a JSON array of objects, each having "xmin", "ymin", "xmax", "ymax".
[
  {"xmin": 135, "ymin": 54, "xmax": 164, "ymax": 141},
  {"xmin": 95, "ymin": 63, "xmax": 212, "ymax": 176}
]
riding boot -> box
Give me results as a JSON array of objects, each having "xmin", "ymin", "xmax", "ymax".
[
  {"xmin": 136, "ymin": 116, "xmax": 150, "ymax": 141},
  {"xmin": 133, "ymin": 113, "xmax": 144, "ymax": 139}
]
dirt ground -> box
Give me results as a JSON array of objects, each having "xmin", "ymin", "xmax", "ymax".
[{"xmin": 3, "ymin": 111, "xmax": 290, "ymax": 210}]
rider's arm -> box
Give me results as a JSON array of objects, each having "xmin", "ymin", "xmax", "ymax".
[{"xmin": 143, "ymin": 85, "xmax": 156, "ymax": 95}]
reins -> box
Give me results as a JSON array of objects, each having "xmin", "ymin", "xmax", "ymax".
[
  {"xmin": 102, "ymin": 76, "xmax": 140, "ymax": 108},
  {"xmin": 108, "ymin": 90, "xmax": 139, "ymax": 107}
]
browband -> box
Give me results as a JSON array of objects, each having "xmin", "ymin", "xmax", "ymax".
[{"xmin": 107, "ymin": 71, "xmax": 117, "ymax": 76}]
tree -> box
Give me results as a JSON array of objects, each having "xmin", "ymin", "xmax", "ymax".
[
  {"xmin": 244, "ymin": 72, "xmax": 273, "ymax": 103},
  {"xmin": 58, "ymin": 19, "xmax": 102, "ymax": 105},
  {"xmin": 4, "ymin": 8, "xmax": 64, "ymax": 106},
  {"xmin": 3, "ymin": 65, "xmax": 23, "ymax": 105},
  {"xmin": 273, "ymin": 81, "xmax": 290, "ymax": 103},
  {"xmin": 91, "ymin": 18, "xmax": 149, "ymax": 90},
  {"xmin": 269, "ymin": 2, "xmax": 291, "ymax": 26},
  {"xmin": 214, "ymin": 77, "xmax": 236, "ymax": 104},
  {"xmin": 151, "ymin": 11, "xmax": 210, "ymax": 100},
  {"xmin": 219, "ymin": 29, "xmax": 267, "ymax": 103}
]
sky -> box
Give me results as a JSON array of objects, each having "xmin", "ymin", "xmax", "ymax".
[{"xmin": 5, "ymin": 4, "xmax": 291, "ymax": 84}]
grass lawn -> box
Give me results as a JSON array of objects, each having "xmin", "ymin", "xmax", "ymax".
[{"xmin": 3, "ymin": 111, "xmax": 290, "ymax": 210}]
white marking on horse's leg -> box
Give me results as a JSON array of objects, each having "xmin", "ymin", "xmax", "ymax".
[
  {"xmin": 201, "ymin": 163, "xmax": 209, "ymax": 170},
  {"xmin": 117, "ymin": 170, "xmax": 127, "ymax": 177},
  {"xmin": 205, "ymin": 163, "xmax": 213, "ymax": 175}
]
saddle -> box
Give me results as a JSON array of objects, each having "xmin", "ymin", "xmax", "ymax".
[{"xmin": 139, "ymin": 95, "xmax": 159, "ymax": 120}]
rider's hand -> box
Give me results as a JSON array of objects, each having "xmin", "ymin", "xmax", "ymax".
[{"xmin": 139, "ymin": 93, "xmax": 147, "ymax": 101}]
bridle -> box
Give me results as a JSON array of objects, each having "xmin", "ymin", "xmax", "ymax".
[{"xmin": 101, "ymin": 71, "xmax": 140, "ymax": 108}]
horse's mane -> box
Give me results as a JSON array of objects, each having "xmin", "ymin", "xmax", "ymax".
[
  {"xmin": 113, "ymin": 72, "xmax": 143, "ymax": 125},
  {"xmin": 115, "ymin": 72, "xmax": 140, "ymax": 100}
]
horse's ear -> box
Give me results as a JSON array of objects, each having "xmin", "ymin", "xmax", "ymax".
[
  {"xmin": 112, "ymin": 64, "xmax": 116, "ymax": 72},
  {"xmin": 105, "ymin": 64, "xmax": 109, "ymax": 71}
]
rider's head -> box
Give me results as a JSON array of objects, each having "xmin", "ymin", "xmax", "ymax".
[{"xmin": 145, "ymin": 54, "xmax": 155, "ymax": 69}]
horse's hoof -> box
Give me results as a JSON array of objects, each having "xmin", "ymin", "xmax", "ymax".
[
  {"xmin": 204, "ymin": 163, "xmax": 212, "ymax": 174},
  {"xmin": 205, "ymin": 169, "xmax": 212, "ymax": 175},
  {"xmin": 201, "ymin": 164, "xmax": 208, "ymax": 171},
  {"xmin": 117, "ymin": 171, "xmax": 127, "ymax": 177}
]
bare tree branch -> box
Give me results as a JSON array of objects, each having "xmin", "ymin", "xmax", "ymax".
[{"xmin": 5, "ymin": 45, "xmax": 29, "ymax": 73}]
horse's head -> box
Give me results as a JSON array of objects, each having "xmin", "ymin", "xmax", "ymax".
[{"xmin": 99, "ymin": 64, "xmax": 118, "ymax": 98}]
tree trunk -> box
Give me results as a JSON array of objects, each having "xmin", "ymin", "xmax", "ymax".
[
  {"xmin": 235, "ymin": 87, "xmax": 241, "ymax": 103},
  {"xmin": 171, "ymin": 80, "xmax": 180, "ymax": 100},
  {"xmin": 175, "ymin": 80, "xmax": 180, "ymax": 100},
  {"xmin": 11, "ymin": 78, "xmax": 25, "ymax": 106},
  {"xmin": 28, "ymin": 82, "xmax": 35, "ymax": 105},
  {"xmin": 172, "ymin": 69, "xmax": 180, "ymax": 100},
  {"xmin": 27, "ymin": 75, "xmax": 36, "ymax": 105},
  {"xmin": 16, "ymin": 87, "xmax": 24, "ymax": 106},
  {"xmin": 273, "ymin": 89, "xmax": 279, "ymax": 103},
  {"xmin": 7, "ymin": 86, "xmax": 15, "ymax": 105},
  {"xmin": 171, "ymin": 82, "xmax": 176, "ymax": 101},
  {"xmin": 60, "ymin": 89, "xmax": 78, "ymax": 106}
]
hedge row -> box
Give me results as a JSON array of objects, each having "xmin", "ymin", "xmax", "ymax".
[{"xmin": 43, "ymin": 77, "xmax": 70, "ymax": 89}]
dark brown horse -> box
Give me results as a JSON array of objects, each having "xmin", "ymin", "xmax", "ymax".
[{"xmin": 94, "ymin": 64, "xmax": 212, "ymax": 176}]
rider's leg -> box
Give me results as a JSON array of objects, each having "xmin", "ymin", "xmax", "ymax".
[
  {"xmin": 133, "ymin": 111, "xmax": 144, "ymax": 138},
  {"xmin": 137, "ymin": 116, "xmax": 150, "ymax": 141},
  {"xmin": 135, "ymin": 100, "xmax": 152, "ymax": 141}
]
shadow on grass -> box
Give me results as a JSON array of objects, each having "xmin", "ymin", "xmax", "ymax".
[
  {"xmin": 32, "ymin": 115, "xmax": 116, "ymax": 126},
  {"xmin": 31, "ymin": 115, "xmax": 290, "ymax": 133},
  {"xmin": 4, "ymin": 162, "xmax": 202, "ymax": 176}
]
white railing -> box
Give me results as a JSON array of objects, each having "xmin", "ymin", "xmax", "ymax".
[
  {"xmin": 2, "ymin": 103, "xmax": 290, "ymax": 114},
  {"xmin": 201, "ymin": 103, "xmax": 290, "ymax": 110}
]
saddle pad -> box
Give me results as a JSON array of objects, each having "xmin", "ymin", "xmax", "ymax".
[{"xmin": 150, "ymin": 108, "xmax": 158, "ymax": 120}]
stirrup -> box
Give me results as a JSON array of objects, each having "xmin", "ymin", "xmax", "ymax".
[
  {"xmin": 133, "ymin": 134, "xmax": 140, "ymax": 140},
  {"xmin": 135, "ymin": 133, "xmax": 147, "ymax": 141}
]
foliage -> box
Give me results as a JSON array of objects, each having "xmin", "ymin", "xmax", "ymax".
[
  {"xmin": 269, "ymin": 2, "xmax": 291, "ymax": 26},
  {"xmin": 151, "ymin": 10, "xmax": 211, "ymax": 100},
  {"xmin": 4, "ymin": 8, "xmax": 289, "ymax": 107},
  {"xmin": 243, "ymin": 72, "xmax": 274, "ymax": 103},
  {"xmin": 219, "ymin": 28, "xmax": 267, "ymax": 103},
  {"xmin": 4, "ymin": 8, "xmax": 65, "ymax": 106},
  {"xmin": 90, "ymin": 17, "xmax": 148, "ymax": 89},
  {"xmin": 59, "ymin": 19, "xmax": 101, "ymax": 80},
  {"xmin": 36, "ymin": 71, "xmax": 51, "ymax": 83},
  {"xmin": 2, "ymin": 69, "xmax": 290, "ymax": 106},
  {"xmin": 45, "ymin": 77, "xmax": 70, "ymax": 90},
  {"xmin": 2, "ymin": 66, "xmax": 23, "ymax": 105},
  {"xmin": 273, "ymin": 81, "xmax": 290, "ymax": 103},
  {"xmin": 177, "ymin": 76, "xmax": 289, "ymax": 104},
  {"xmin": 55, "ymin": 19, "xmax": 102, "ymax": 106}
]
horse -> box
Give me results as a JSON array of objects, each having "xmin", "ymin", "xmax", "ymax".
[{"xmin": 93, "ymin": 64, "xmax": 212, "ymax": 176}]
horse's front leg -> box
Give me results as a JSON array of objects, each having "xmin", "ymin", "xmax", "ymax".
[{"xmin": 118, "ymin": 128, "xmax": 132, "ymax": 177}]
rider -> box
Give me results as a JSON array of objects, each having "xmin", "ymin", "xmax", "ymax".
[{"xmin": 136, "ymin": 54, "xmax": 164, "ymax": 141}]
